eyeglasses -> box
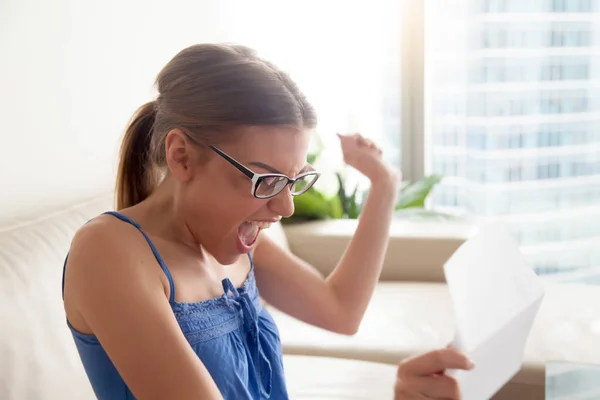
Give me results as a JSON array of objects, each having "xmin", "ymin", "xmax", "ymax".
[{"xmin": 209, "ymin": 146, "xmax": 320, "ymax": 199}]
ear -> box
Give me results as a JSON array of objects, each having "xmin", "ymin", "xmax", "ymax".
[{"xmin": 164, "ymin": 129, "xmax": 200, "ymax": 182}]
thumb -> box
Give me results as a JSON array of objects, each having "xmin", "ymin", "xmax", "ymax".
[{"xmin": 337, "ymin": 133, "xmax": 350, "ymax": 147}]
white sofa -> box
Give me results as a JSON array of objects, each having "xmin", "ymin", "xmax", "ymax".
[{"xmin": 2, "ymin": 194, "xmax": 600, "ymax": 399}]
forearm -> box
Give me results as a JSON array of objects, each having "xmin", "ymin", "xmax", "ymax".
[{"xmin": 326, "ymin": 175, "xmax": 398, "ymax": 332}]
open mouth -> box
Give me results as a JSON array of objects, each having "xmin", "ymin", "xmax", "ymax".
[{"xmin": 237, "ymin": 221, "xmax": 273, "ymax": 247}]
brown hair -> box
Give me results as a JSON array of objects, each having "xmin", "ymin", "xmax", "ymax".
[{"xmin": 115, "ymin": 43, "xmax": 317, "ymax": 210}]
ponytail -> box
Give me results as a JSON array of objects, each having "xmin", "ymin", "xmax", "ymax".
[{"xmin": 115, "ymin": 101, "xmax": 158, "ymax": 210}]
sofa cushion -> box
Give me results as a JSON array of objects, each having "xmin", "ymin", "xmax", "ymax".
[
  {"xmin": 0, "ymin": 194, "xmax": 114, "ymax": 400},
  {"xmin": 283, "ymin": 354, "xmax": 396, "ymax": 399},
  {"xmin": 268, "ymin": 281, "xmax": 600, "ymax": 393},
  {"xmin": 262, "ymin": 219, "xmax": 290, "ymax": 251}
]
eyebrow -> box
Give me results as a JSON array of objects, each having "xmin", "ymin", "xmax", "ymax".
[{"xmin": 248, "ymin": 162, "xmax": 312, "ymax": 176}]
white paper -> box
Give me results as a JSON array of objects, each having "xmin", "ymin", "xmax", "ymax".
[{"xmin": 443, "ymin": 223, "xmax": 545, "ymax": 400}]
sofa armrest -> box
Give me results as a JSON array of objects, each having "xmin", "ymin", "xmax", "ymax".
[{"xmin": 283, "ymin": 219, "xmax": 476, "ymax": 282}]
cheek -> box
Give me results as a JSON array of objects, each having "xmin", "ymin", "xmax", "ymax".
[
  {"xmin": 189, "ymin": 176, "xmax": 264, "ymax": 224},
  {"xmin": 220, "ymin": 197, "xmax": 265, "ymax": 220}
]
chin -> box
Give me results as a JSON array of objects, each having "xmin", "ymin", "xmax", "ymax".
[
  {"xmin": 211, "ymin": 237, "xmax": 252, "ymax": 266},
  {"xmin": 205, "ymin": 222, "xmax": 261, "ymax": 265}
]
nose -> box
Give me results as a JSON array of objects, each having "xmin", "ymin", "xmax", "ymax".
[{"xmin": 268, "ymin": 187, "xmax": 295, "ymax": 218}]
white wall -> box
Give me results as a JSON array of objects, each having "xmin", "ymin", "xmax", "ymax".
[
  {"xmin": 0, "ymin": 0, "xmax": 237, "ymax": 224},
  {"xmin": 0, "ymin": 0, "xmax": 399, "ymax": 225}
]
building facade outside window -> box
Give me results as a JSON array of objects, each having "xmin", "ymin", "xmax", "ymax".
[{"xmin": 428, "ymin": 0, "xmax": 600, "ymax": 281}]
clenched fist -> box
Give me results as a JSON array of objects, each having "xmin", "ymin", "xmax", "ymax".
[{"xmin": 337, "ymin": 133, "xmax": 401, "ymax": 185}]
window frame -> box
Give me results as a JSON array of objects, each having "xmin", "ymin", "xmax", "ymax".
[{"xmin": 400, "ymin": 0, "xmax": 427, "ymax": 182}]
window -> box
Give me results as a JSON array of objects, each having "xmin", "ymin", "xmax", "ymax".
[{"xmin": 426, "ymin": 0, "xmax": 600, "ymax": 283}]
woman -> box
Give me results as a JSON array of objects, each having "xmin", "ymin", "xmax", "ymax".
[{"xmin": 62, "ymin": 43, "xmax": 474, "ymax": 400}]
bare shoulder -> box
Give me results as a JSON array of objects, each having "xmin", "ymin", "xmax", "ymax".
[
  {"xmin": 63, "ymin": 214, "xmax": 167, "ymax": 331},
  {"xmin": 66, "ymin": 214, "xmax": 161, "ymax": 286},
  {"xmin": 68, "ymin": 213, "xmax": 146, "ymax": 263}
]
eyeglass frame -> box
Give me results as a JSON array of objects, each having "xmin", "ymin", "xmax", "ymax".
[{"xmin": 209, "ymin": 145, "xmax": 320, "ymax": 199}]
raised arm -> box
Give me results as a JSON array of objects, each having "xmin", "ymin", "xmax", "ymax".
[
  {"xmin": 63, "ymin": 220, "xmax": 223, "ymax": 400},
  {"xmin": 253, "ymin": 133, "xmax": 399, "ymax": 334}
]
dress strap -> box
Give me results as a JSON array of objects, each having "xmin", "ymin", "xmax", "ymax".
[
  {"xmin": 247, "ymin": 251, "xmax": 255, "ymax": 272},
  {"xmin": 100, "ymin": 211, "xmax": 177, "ymax": 303}
]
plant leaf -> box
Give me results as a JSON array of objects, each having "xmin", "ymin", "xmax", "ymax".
[
  {"xmin": 347, "ymin": 185, "xmax": 361, "ymax": 219},
  {"xmin": 329, "ymin": 194, "xmax": 344, "ymax": 219},
  {"xmin": 307, "ymin": 152, "xmax": 320, "ymax": 165},
  {"xmin": 335, "ymin": 172, "xmax": 348, "ymax": 217},
  {"xmin": 398, "ymin": 180, "xmax": 411, "ymax": 193},
  {"xmin": 395, "ymin": 175, "xmax": 443, "ymax": 210},
  {"xmin": 292, "ymin": 187, "xmax": 333, "ymax": 220}
]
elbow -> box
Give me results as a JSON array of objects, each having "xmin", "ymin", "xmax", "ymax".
[
  {"xmin": 329, "ymin": 319, "xmax": 361, "ymax": 336},
  {"xmin": 339, "ymin": 325, "xmax": 360, "ymax": 336},
  {"xmin": 326, "ymin": 301, "xmax": 364, "ymax": 335},
  {"xmin": 325, "ymin": 293, "xmax": 364, "ymax": 335}
]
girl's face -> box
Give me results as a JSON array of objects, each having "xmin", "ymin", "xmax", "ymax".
[{"xmin": 168, "ymin": 125, "xmax": 316, "ymax": 265}]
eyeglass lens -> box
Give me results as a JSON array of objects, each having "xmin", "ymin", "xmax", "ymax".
[{"xmin": 255, "ymin": 174, "xmax": 318, "ymax": 198}]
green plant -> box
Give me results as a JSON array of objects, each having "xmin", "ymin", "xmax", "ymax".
[{"xmin": 283, "ymin": 149, "xmax": 459, "ymax": 224}]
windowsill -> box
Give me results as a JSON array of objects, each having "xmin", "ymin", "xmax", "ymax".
[
  {"xmin": 283, "ymin": 218, "xmax": 477, "ymax": 239},
  {"xmin": 282, "ymin": 218, "xmax": 478, "ymax": 282}
]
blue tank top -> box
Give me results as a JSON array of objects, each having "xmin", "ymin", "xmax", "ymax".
[{"xmin": 62, "ymin": 211, "xmax": 289, "ymax": 399}]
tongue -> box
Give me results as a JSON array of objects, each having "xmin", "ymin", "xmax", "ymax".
[{"xmin": 238, "ymin": 222, "xmax": 259, "ymax": 246}]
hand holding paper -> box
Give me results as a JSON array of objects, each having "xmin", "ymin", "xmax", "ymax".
[{"xmin": 443, "ymin": 223, "xmax": 545, "ymax": 400}]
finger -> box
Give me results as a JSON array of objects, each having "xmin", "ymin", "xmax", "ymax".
[
  {"xmin": 400, "ymin": 374, "xmax": 461, "ymax": 400},
  {"xmin": 433, "ymin": 344, "xmax": 456, "ymax": 375},
  {"xmin": 363, "ymin": 138, "xmax": 382, "ymax": 153},
  {"xmin": 398, "ymin": 348, "xmax": 474, "ymax": 378},
  {"xmin": 363, "ymin": 137, "xmax": 376, "ymax": 147},
  {"xmin": 337, "ymin": 133, "xmax": 362, "ymax": 151},
  {"xmin": 365, "ymin": 140, "xmax": 377, "ymax": 150},
  {"xmin": 353, "ymin": 133, "xmax": 369, "ymax": 146},
  {"xmin": 336, "ymin": 133, "xmax": 354, "ymax": 151},
  {"xmin": 393, "ymin": 384, "xmax": 424, "ymax": 400},
  {"xmin": 367, "ymin": 143, "xmax": 383, "ymax": 156},
  {"xmin": 336, "ymin": 132, "xmax": 354, "ymax": 141}
]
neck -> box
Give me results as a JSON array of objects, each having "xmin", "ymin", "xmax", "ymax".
[{"xmin": 129, "ymin": 176, "xmax": 205, "ymax": 254}]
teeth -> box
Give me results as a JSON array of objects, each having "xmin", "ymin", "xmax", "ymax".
[{"xmin": 247, "ymin": 221, "xmax": 272, "ymax": 230}]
